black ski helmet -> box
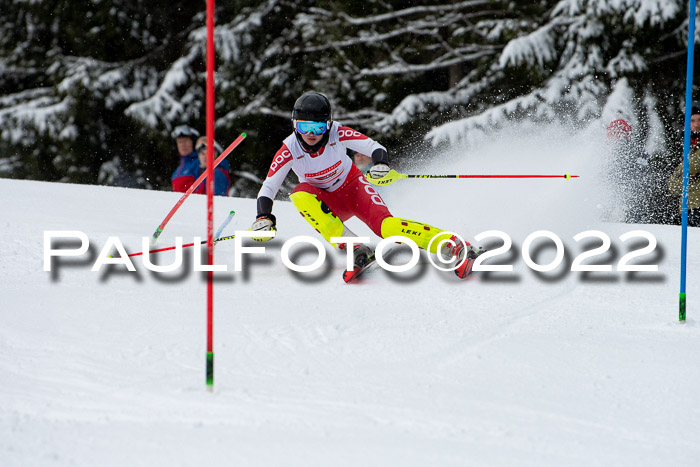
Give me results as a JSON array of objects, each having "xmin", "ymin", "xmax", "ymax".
[
  {"xmin": 292, "ymin": 92, "xmax": 332, "ymax": 122},
  {"xmin": 292, "ymin": 92, "xmax": 332, "ymax": 153}
]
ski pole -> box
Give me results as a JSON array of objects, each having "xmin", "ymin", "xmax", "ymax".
[
  {"xmin": 112, "ymin": 234, "xmax": 237, "ymax": 258},
  {"xmin": 123, "ymin": 212, "xmax": 237, "ymax": 258},
  {"xmin": 151, "ymin": 133, "xmax": 246, "ymax": 244},
  {"xmin": 215, "ymin": 210, "xmax": 236, "ymax": 239},
  {"xmin": 365, "ymin": 169, "xmax": 579, "ymax": 186}
]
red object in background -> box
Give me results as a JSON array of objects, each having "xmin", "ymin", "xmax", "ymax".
[
  {"xmin": 606, "ymin": 119, "xmax": 633, "ymax": 140},
  {"xmin": 171, "ymin": 174, "xmax": 194, "ymax": 193}
]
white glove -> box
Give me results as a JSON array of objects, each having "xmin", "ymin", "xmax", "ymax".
[
  {"xmin": 250, "ymin": 214, "xmax": 276, "ymax": 242},
  {"xmin": 369, "ymin": 163, "xmax": 390, "ymax": 179}
]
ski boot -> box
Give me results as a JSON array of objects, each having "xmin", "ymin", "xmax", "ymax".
[
  {"xmin": 440, "ymin": 235, "xmax": 485, "ymax": 279},
  {"xmin": 341, "ymin": 243, "xmax": 375, "ymax": 283}
]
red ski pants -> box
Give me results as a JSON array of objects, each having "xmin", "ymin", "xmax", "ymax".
[{"xmin": 291, "ymin": 165, "xmax": 392, "ymax": 237}]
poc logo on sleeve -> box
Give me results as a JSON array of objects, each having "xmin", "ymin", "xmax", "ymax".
[
  {"xmin": 338, "ymin": 128, "xmax": 367, "ymax": 140},
  {"xmin": 268, "ymin": 150, "xmax": 292, "ymax": 176}
]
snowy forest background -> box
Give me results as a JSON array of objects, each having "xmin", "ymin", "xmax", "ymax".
[{"xmin": 0, "ymin": 0, "xmax": 697, "ymax": 223}]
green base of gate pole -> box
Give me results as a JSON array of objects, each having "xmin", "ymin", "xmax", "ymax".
[
  {"xmin": 680, "ymin": 293, "xmax": 686, "ymax": 323},
  {"xmin": 206, "ymin": 352, "xmax": 214, "ymax": 389}
]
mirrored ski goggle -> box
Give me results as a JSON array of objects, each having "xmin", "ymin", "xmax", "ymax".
[
  {"xmin": 172, "ymin": 125, "xmax": 198, "ymax": 139},
  {"xmin": 294, "ymin": 120, "xmax": 330, "ymax": 136},
  {"xmin": 196, "ymin": 140, "xmax": 223, "ymax": 155}
]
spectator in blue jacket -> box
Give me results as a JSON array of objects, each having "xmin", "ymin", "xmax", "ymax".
[
  {"xmin": 170, "ymin": 125, "xmax": 230, "ymax": 196},
  {"xmin": 193, "ymin": 136, "xmax": 231, "ymax": 196},
  {"xmin": 171, "ymin": 125, "xmax": 201, "ymax": 192}
]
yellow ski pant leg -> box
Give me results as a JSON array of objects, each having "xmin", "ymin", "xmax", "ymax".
[
  {"xmin": 289, "ymin": 191, "xmax": 345, "ymax": 246},
  {"xmin": 379, "ymin": 217, "xmax": 453, "ymax": 253}
]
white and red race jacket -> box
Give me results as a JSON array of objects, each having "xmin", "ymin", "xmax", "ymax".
[{"xmin": 257, "ymin": 122, "xmax": 386, "ymax": 200}]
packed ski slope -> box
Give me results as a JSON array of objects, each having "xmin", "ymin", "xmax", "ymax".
[{"xmin": 2, "ymin": 122, "xmax": 700, "ymax": 466}]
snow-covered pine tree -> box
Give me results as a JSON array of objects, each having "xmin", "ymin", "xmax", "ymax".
[
  {"xmin": 0, "ymin": 0, "xmax": 697, "ymax": 221},
  {"xmin": 422, "ymin": 0, "xmax": 688, "ymax": 151},
  {"xmin": 284, "ymin": 0, "xmax": 520, "ymax": 146},
  {"xmin": 0, "ymin": 0, "xmax": 201, "ymax": 186}
]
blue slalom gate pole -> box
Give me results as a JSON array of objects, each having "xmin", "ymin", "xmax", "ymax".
[{"xmin": 680, "ymin": 0, "xmax": 698, "ymax": 322}]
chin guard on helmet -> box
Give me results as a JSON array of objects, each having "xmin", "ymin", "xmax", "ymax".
[{"xmin": 295, "ymin": 131, "xmax": 331, "ymax": 153}]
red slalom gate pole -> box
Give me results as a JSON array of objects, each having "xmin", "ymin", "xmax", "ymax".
[
  {"xmin": 151, "ymin": 132, "xmax": 246, "ymax": 245},
  {"xmin": 205, "ymin": 0, "xmax": 216, "ymax": 391}
]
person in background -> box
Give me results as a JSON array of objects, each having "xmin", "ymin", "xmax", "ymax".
[
  {"xmin": 606, "ymin": 118, "xmax": 647, "ymax": 168},
  {"xmin": 171, "ymin": 125, "xmax": 201, "ymax": 192},
  {"xmin": 193, "ymin": 136, "xmax": 231, "ymax": 196},
  {"xmin": 348, "ymin": 149, "xmax": 373, "ymax": 174},
  {"xmin": 668, "ymin": 104, "xmax": 700, "ymax": 226},
  {"xmin": 170, "ymin": 125, "xmax": 230, "ymax": 196},
  {"xmin": 604, "ymin": 118, "xmax": 652, "ymax": 223},
  {"xmin": 689, "ymin": 103, "xmax": 700, "ymax": 149}
]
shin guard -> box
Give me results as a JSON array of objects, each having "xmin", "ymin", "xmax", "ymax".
[
  {"xmin": 289, "ymin": 191, "xmax": 348, "ymax": 246},
  {"xmin": 379, "ymin": 217, "xmax": 453, "ymax": 253}
]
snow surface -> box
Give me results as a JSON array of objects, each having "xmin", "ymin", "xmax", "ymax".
[{"xmin": 2, "ymin": 122, "xmax": 700, "ymax": 466}]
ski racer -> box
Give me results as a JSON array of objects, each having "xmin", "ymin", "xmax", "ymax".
[{"xmin": 250, "ymin": 91, "xmax": 481, "ymax": 279}]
